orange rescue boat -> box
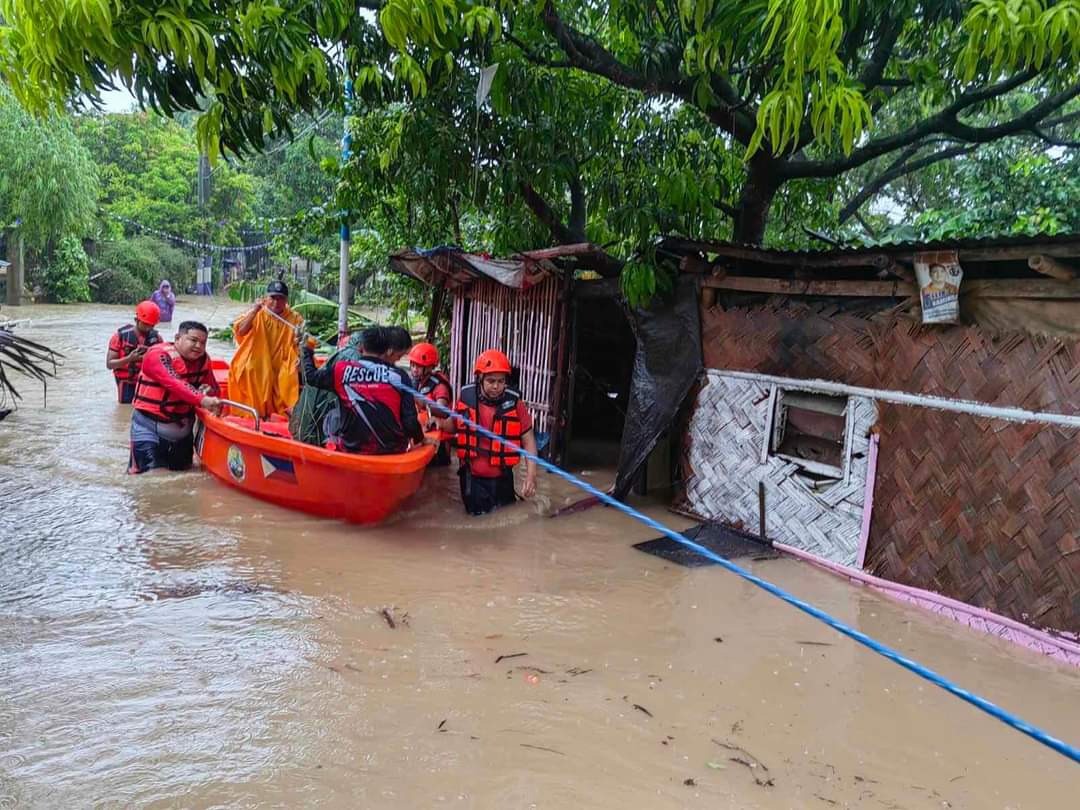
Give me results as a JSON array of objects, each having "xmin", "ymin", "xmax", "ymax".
[{"xmin": 194, "ymin": 401, "xmax": 435, "ymax": 525}]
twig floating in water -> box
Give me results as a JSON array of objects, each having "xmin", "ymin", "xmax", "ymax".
[
  {"xmin": 437, "ymin": 719, "xmax": 447, "ymax": 732},
  {"xmin": 380, "ymin": 608, "xmax": 396, "ymax": 629},
  {"xmin": 633, "ymin": 704, "xmax": 653, "ymax": 718},
  {"xmin": 796, "ymin": 640, "xmax": 834, "ymax": 647},
  {"xmin": 713, "ymin": 739, "xmax": 774, "ymax": 787},
  {"xmin": 495, "ymin": 652, "xmax": 527, "ymax": 664},
  {"xmin": 519, "ymin": 743, "xmax": 565, "ymax": 756}
]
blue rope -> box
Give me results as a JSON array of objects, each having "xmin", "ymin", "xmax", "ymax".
[{"xmin": 389, "ymin": 376, "xmax": 1080, "ymax": 765}]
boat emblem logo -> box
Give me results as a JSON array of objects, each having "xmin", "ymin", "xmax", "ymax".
[{"xmin": 226, "ymin": 445, "xmax": 246, "ymax": 482}]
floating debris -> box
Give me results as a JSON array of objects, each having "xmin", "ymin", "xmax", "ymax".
[{"xmin": 495, "ymin": 652, "xmax": 527, "ymax": 664}]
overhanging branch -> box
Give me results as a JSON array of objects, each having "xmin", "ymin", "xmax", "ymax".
[
  {"xmin": 536, "ymin": 0, "xmax": 758, "ymax": 145},
  {"xmin": 838, "ymin": 143, "xmax": 979, "ymax": 223},
  {"xmin": 785, "ymin": 71, "xmax": 1078, "ymax": 179}
]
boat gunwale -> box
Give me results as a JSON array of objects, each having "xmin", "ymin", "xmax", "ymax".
[{"xmin": 196, "ymin": 408, "xmax": 437, "ymax": 475}]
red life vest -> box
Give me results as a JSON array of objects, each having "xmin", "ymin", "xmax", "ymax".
[
  {"xmin": 415, "ymin": 369, "xmax": 453, "ymax": 438},
  {"xmin": 454, "ymin": 383, "xmax": 523, "ymax": 467},
  {"xmin": 132, "ymin": 344, "xmax": 212, "ymax": 422},
  {"xmin": 112, "ymin": 324, "xmax": 162, "ymax": 383}
]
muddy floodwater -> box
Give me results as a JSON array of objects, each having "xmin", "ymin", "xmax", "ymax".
[{"xmin": 2, "ymin": 299, "xmax": 1079, "ymax": 809}]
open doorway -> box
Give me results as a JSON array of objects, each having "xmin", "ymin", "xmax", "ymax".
[{"xmin": 564, "ymin": 292, "xmax": 636, "ymax": 469}]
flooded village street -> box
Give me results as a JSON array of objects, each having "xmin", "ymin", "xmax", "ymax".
[{"xmin": 2, "ymin": 299, "xmax": 1079, "ymax": 808}]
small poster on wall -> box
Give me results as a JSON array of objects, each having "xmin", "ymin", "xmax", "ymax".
[{"xmin": 914, "ymin": 250, "xmax": 963, "ymax": 324}]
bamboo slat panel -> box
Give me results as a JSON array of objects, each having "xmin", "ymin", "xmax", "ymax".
[
  {"xmin": 447, "ymin": 278, "xmax": 559, "ymax": 434},
  {"xmin": 698, "ymin": 300, "xmax": 1080, "ymax": 634},
  {"xmin": 679, "ymin": 372, "xmax": 876, "ymax": 566}
]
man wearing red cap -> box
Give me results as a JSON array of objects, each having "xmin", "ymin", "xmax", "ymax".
[
  {"xmin": 448, "ymin": 349, "xmax": 538, "ymax": 515},
  {"xmin": 407, "ymin": 341, "xmax": 454, "ymax": 466},
  {"xmin": 106, "ymin": 300, "xmax": 164, "ymax": 403}
]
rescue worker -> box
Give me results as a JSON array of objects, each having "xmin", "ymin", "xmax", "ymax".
[
  {"xmin": 408, "ymin": 342, "xmax": 453, "ymax": 467},
  {"xmin": 449, "ymin": 350, "xmax": 538, "ymax": 515},
  {"xmin": 228, "ymin": 279, "xmax": 304, "ymax": 418},
  {"xmin": 106, "ymin": 300, "xmax": 164, "ymax": 403},
  {"xmin": 386, "ymin": 325, "xmax": 413, "ymax": 364},
  {"xmin": 129, "ymin": 321, "xmax": 221, "ymax": 474},
  {"xmin": 300, "ymin": 325, "xmax": 425, "ymax": 455},
  {"xmin": 290, "ymin": 330, "xmax": 363, "ymax": 446}
]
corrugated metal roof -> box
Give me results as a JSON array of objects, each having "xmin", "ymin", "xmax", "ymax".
[{"xmin": 658, "ymin": 232, "xmax": 1080, "ymax": 261}]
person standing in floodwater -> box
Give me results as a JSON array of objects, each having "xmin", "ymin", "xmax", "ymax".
[
  {"xmin": 449, "ymin": 349, "xmax": 538, "ymax": 515},
  {"xmin": 105, "ymin": 300, "xmax": 163, "ymax": 404},
  {"xmin": 151, "ymin": 280, "xmax": 176, "ymax": 324},
  {"xmin": 128, "ymin": 321, "xmax": 221, "ymax": 474}
]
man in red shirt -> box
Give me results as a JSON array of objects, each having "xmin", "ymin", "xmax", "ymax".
[
  {"xmin": 106, "ymin": 300, "xmax": 163, "ymax": 403},
  {"xmin": 449, "ymin": 349, "xmax": 538, "ymax": 515},
  {"xmin": 128, "ymin": 321, "xmax": 222, "ymax": 474}
]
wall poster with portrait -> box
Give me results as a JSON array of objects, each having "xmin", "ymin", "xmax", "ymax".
[{"xmin": 914, "ymin": 250, "xmax": 963, "ymax": 324}]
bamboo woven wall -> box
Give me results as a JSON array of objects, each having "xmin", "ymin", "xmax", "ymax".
[
  {"xmin": 698, "ymin": 301, "xmax": 1080, "ymax": 634},
  {"xmin": 680, "ymin": 372, "xmax": 877, "ymax": 565},
  {"xmin": 449, "ymin": 277, "xmax": 559, "ymax": 434}
]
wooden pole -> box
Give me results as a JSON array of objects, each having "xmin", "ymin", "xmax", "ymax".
[
  {"xmin": 426, "ymin": 279, "xmax": 447, "ymax": 342},
  {"xmin": 548, "ymin": 275, "xmax": 573, "ymax": 463},
  {"xmin": 1028, "ymin": 253, "xmax": 1078, "ymax": 281},
  {"xmin": 758, "ymin": 481, "xmax": 767, "ymax": 540},
  {"xmin": 5, "ymin": 231, "xmax": 25, "ymax": 306}
]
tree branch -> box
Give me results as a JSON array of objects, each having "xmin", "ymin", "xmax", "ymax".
[
  {"xmin": 838, "ymin": 144, "xmax": 979, "ymax": 223},
  {"xmin": 537, "ymin": 1, "xmax": 758, "ymax": 145},
  {"xmin": 505, "ymin": 32, "xmax": 574, "ymax": 69},
  {"xmin": 784, "ymin": 70, "xmax": 1070, "ymax": 179},
  {"xmin": 520, "ymin": 182, "xmax": 579, "ymax": 245},
  {"xmin": 714, "ymin": 199, "xmax": 739, "ymax": 219},
  {"xmin": 518, "ymin": 181, "xmax": 623, "ymax": 276},
  {"xmin": 1030, "ymin": 127, "xmax": 1080, "ymax": 149},
  {"xmin": 857, "ymin": 18, "xmax": 905, "ymax": 91}
]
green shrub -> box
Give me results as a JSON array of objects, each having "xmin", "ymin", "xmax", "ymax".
[
  {"xmin": 92, "ymin": 236, "xmax": 196, "ymax": 302},
  {"xmin": 92, "ymin": 265, "xmax": 146, "ymax": 304},
  {"xmin": 42, "ymin": 236, "xmax": 91, "ymax": 303}
]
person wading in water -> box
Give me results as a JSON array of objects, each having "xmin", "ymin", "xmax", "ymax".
[
  {"xmin": 448, "ymin": 349, "xmax": 538, "ymax": 515},
  {"xmin": 128, "ymin": 321, "xmax": 221, "ymax": 474},
  {"xmin": 408, "ymin": 341, "xmax": 454, "ymax": 467},
  {"xmin": 106, "ymin": 300, "xmax": 163, "ymax": 404}
]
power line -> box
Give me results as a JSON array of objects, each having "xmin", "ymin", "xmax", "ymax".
[{"xmin": 108, "ymin": 214, "xmax": 277, "ymax": 253}]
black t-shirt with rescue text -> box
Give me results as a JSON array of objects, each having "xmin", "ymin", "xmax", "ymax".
[{"xmin": 302, "ymin": 349, "xmax": 422, "ymax": 454}]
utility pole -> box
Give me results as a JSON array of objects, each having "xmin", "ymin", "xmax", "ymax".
[
  {"xmin": 338, "ymin": 79, "xmax": 354, "ymax": 343},
  {"xmin": 196, "ymin": 152, "xmax": 213, "ymax": 295}
]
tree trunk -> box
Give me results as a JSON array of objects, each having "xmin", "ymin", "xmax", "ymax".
[{"xmin": 734, "ymin": 156, "xmax": 780, "ymax": 245}]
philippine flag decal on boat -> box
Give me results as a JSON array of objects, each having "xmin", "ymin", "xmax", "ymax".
[{"xmin": 260, "ymin": 453, "xmax": 297, "ymax": 484}]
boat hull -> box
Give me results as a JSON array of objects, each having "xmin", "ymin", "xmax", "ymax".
[{"xmin": 195, "ymin": 409, "xmax": 435, "ymax": 524}]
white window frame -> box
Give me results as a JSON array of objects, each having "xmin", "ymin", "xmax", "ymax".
[{"xmin": 760, "ymin": 384, "xmax": 854, "ymax": 486}]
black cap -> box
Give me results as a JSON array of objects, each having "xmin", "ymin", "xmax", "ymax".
[{"xmin": 266, "ymin": 280, "xmax": 288, "ymax": 297}]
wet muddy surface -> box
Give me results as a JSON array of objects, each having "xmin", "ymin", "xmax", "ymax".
[{"xmin": 2, "ymin": 300, "xmax": 1079, "ymax": 808}]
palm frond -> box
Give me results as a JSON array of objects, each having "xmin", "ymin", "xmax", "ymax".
[{"xmin": 0, "ymin": 325, "xmax": 63, "ymax": 411}]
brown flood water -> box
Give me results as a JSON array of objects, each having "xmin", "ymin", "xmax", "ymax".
[{"xmin": 1, "ymin": 299, "xmax": 1079, "ymax": 809}]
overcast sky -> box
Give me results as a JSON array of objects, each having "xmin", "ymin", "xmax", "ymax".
[{"xmin": 98, "ymin": 86, "xmax": 139, "ymax": 113}]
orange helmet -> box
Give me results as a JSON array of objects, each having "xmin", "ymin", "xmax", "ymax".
[
  {"xmin": 409, "ymin": 342, "xmax": 439, "ymax": 367},
  {"xmin": 135, "ymin": 300, "xmax": 161, "ymax": 326},
  {"xmin": 474, "ymin": 349, "xmax": 512, "ymax": 375}
]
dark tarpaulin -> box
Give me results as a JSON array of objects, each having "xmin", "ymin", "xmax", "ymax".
[{"xmin": 613, "ymin": 274, "xmax": 703, "ymax": 499}]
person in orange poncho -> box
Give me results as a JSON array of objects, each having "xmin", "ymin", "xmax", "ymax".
[{"xmin": 227, "ymin": 280, "xmax": 305, "ymax": 418}]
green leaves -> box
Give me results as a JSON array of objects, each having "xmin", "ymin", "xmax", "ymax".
[
  {"xmin": 957, "ymin": 0, "xmax": 1080, "ymax": 81},
  {"xmin": 0, "ymin": 84, "xmax": 99, "ymax": 251}
]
